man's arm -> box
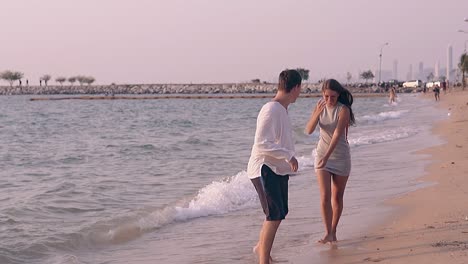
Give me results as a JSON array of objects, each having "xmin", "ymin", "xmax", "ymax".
[{"xmin": 254, "ymin": 110, "xmax": 294, "ymax": 162}]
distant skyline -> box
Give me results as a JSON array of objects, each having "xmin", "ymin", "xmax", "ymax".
[{"xmin": 1, "ymin": 0, "xmax": 468, "ymax": 84}]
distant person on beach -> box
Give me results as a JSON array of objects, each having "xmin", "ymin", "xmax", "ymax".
[
  {"xmin": 389, "ymin": 87, "xmax": 397, "ymax": 104},
  {"xmin": 441, "ymin": 81, "xmax": 447, "ymax": 94},
  {"xmin": 247, "ymin": 69, "xmax": 302, "ymax": 263},
  {"xmin": 305, "ymin": 79, "xmax": 355, "ymax": 244},
  {"xmin": 433, "ymin": 85, "xmax": 440, "ymax": 101}
]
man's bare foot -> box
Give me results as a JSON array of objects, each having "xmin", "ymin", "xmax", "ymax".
[
  {"xmin": 253, "ymin": 244, "xmax": 273, "ymax": 263},
  {"xmin": 253, "ymin": 244, "xmax": 259, "ymax": 254}
]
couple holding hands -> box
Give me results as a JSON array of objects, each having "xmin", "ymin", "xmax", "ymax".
[{"xmin": 247, "ymin": 69, "xmax": 355, "ymax": 263}]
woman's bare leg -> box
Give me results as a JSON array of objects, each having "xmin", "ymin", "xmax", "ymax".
[
  {"xmin": 316, "ymin": 170, "xmax": 333, "ymax": 243},
  {"xmin": 331, "ymin": 174, "xmax": 349, "ymax": 242}
]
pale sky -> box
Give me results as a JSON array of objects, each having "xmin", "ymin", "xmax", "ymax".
[{"xmin": 1, "ymin": 0, "xmax": 468, "ymax": 84}]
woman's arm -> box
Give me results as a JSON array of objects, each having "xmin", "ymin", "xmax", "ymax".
[
  {"xmin": 316, "ymin": 106, "xmax": 350, "ymax": 169},
  {"xmin": 305, "ymin": 99, "xmax": 326, "ymax": 135}
]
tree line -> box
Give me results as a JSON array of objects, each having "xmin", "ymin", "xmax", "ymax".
[
  {"xmin": 0, "ymin": 70, "xmax": 95, "ymax": 87},
  {"xmin": 251, "ymin": 68, "xmax": 377, "ymax": 85}
]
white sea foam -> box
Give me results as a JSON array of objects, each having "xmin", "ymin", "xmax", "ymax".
[
  {"xmin": 297, "ymin": 151, "xmax": 316, "ymax": 170},
  {"xmin": 102, "ymin": 171, "xmax": 258, "ymax": 244},
  {"xmin": 174, "ymin": 171, "xmax": 257, "ymax": 220},
  {"xmin": 358, "ymin": 110, "xmax": 408, "ymax": 124},
  {"xmin": 349, "ymin": 127, "xmax": 418, "ymax": 147},
  {"xmin": 48, "ymin": 255, "xmax": 82, "ymax": 264}
]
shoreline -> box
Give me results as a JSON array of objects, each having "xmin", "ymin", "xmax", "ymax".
[
  {"xmin": 294, "ymin": 89, "xmax": 468, "ymax": 263},
  {"xmin": 353, "ymin": 89, "xmax": 468, "ymax": 263}
]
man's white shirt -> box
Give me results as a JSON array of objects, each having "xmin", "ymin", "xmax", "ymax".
[{"xmin": 247, "ymin": 101, "xmax": 295, "ymax": 179}]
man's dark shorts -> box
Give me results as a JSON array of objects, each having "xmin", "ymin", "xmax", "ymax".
[{"xmin": 251, "ymin": 164, "xmax": 289, "ymax": 221}]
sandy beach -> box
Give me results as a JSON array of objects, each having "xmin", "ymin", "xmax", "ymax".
[{"xmin": 294, "ymin": 88, "xmax": 468, "ymax": 264}]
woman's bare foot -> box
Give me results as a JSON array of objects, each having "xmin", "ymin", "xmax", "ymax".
[
  {"xmin": 317, "ymin": 234, "xmax": 335, "ymax": 244},
  {"xmin": 253, "ymin": 244, "xmax": 273, "ymax": 263}
]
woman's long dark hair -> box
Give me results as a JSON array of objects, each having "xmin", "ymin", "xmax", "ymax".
[{"xmin": 322, "ymin": 79, "xmax": 355, "ymax": 125}]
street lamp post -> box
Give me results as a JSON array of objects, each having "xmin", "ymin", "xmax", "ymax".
[
  {"xmin": 459, "ymin": 30, "xmax": 468, "ymax": 52},
  {"xmin": 378, "ymin": 42, "xmax": 389, "ymax": 84}
]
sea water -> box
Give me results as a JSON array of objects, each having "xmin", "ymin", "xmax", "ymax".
[{"xmin": 0, "ymin": 93, "xmax": 445, "ymax": 264}]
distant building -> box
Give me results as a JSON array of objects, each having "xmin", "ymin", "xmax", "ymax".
[
  {"xmin": 424, "ymin": 67, "xmax": 435, "ymax": 81},
  {"xmin": 439, "ymin": 67, "xmax": 447, "ymax": 79},
  {"xmin": 418, "ymin": 62, "xmax": 424, "ymax": 80},
  {"xmin": 381, "ymin": 70, "xmax": 393, "ymax": 81},
  {"xmin": 407, "ymin": 64, "xmax": 413, "ymax": 80},
  {"xmin": 373, "ymin": 67, "xmax": 378, "ymax": 83},
  {"xmin": 447, "ymin": 45, "xmax": 453, "ymax": 82}
]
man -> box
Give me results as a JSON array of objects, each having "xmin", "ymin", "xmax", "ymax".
[
  {"xmin": 247, "ymin": 69, "xmax": 302, "ymax": 263},
  {"xmin": 433, "ymin": 85, "xmax": 440, "ymax": 101}
]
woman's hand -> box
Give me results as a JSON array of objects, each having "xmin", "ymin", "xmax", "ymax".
[
  {"xmin": 316, "ymin": 156, "xmax": 329, "ymax": 169},
  {"xmin": 313, "ymin": 99, "xmax": 326, "ymax": 117},
  {"xmin": 305, "ymin": 99, "xmax": 326, "ymax": 135}
]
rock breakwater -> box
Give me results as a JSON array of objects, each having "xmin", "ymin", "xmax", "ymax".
[
  {"xmin": 0, "ymin": 83, "xmax": 412, "ymax": 96},
  {"xmin": 0, "ymin": 83, "xmax": 313, "ymax": 95}
]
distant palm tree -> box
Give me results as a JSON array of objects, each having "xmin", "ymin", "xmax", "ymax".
[
  {"xmin": 76, "ymin": 76, "xmax": 86, "ymax": 86},
  {"xmin": 427, "ymin": 72, "xmax": 434, "ymax": 82},
  {"xmin": 346, "ymin": 72, "xmax": 352, "ymax": 85},
  {"xmin": 459, "ymin": 53, "xmax": 468, "ymax": 89},
  {"xmin": 296, "ymin": 68, "xmax": 310, "ymax": 81},
  {"xmin": 55, "ymin": 77, "xmax": 66, "ymax": 86},
  {"xmin": 68, "ymin": 77, "xmax": 77, "ymax": 86},
  {"xmin": 0, "ymin": 70, "xmax": 23, "ymax": 87},
  {"xmin": 84, "ymin": 77, "xmax": 95, "ymax": 85},
  {"xmin": 360, "ymin": 70, "xmax": 374, "ymax": 83},
  {"xmin": 41, "ymin": 75, "xmax": 52, "ymax": 86}
]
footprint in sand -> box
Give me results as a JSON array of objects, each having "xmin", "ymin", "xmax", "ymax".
[{"xmin": 363, "ymin": 257, "xmax": 383, "ymax": 262}]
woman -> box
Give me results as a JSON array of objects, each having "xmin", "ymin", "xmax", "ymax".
[
  {"xmin": 389, "ymin": 87, "xmax": 396, "ymax": 104},
  {"xmin": 305, "ymin": 79, "xmax": 355, "ymax": 244}
]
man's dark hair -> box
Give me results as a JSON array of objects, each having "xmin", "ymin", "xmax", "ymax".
[{"xmin": 278, "ymin": 69, "xmax": 302, "ymax": 92}]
